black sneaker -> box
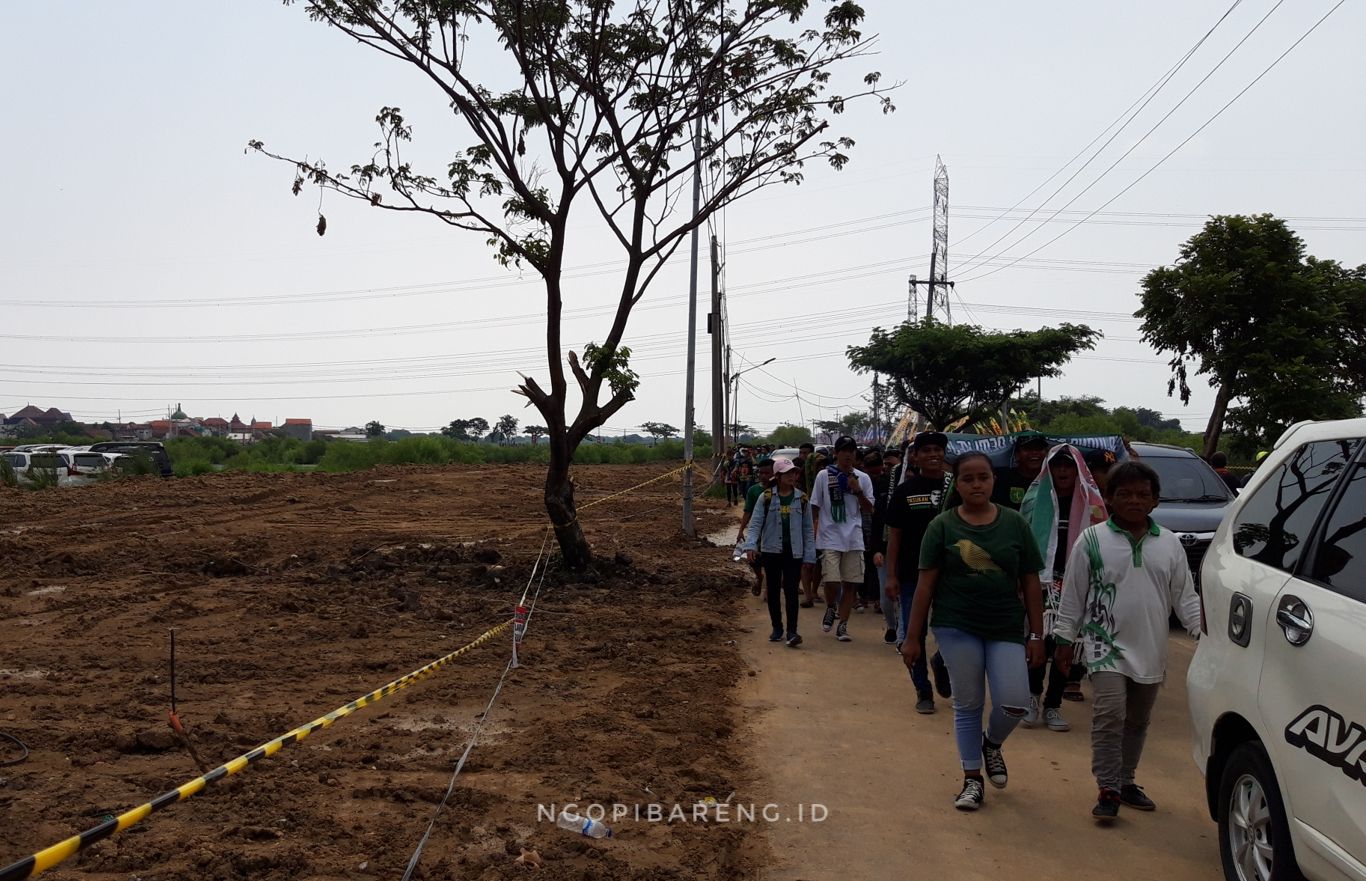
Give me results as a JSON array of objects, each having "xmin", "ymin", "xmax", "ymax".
[
  {"xmin": 821, "ymin": 606, "xmax": 837, "ymax": 632},
  {"xmin": 769, "ymin": 627, "xmax": 784, "ymax": 642},
  {"xmin": 931, "ymin": 651, "xmax": 952, "ymax": 698},
  {"xmin": 915, "ymin": 692, "xmax": 936, "ymax": 714},
  {"xmin": 1093, "ymin": 788, "xmax": 1121, "ymax": 822},
  {"xmin": 954, "ymin": 776, "xmax": 984, "ymax": 811},
  {"xmin": 835, "ymin": 621, "xmax": 852, "ymax": 642},
  {"xmin": 786, "ymin": 632, "xmax": 803, "ymax": 648},
  {"xmin": 1120, "ymin": 784, "xmax": 1156, "ymax": 811},
  {"xmin": 883, "ymin": 627, "xmax": 897, "ymax": 644},
  {"xmin": 981, "ymin": 737, "xmax": 1008, "ymax": 789}
]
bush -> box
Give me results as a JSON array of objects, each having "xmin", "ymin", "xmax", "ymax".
[
  {"xmin": 0, "ymin": 458, "xmax": 16, "ymax": 489},
  {"xmin": 173, "ymin": 460, "xmax": 215, "ymax": 478}
]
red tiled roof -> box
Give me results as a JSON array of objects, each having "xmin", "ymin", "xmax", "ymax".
[
  {"xmin": 283, "ymin": 418, "xmax": 312, "ymax": 426},
  {"xmin": 202, "ymin": 418, "xmax": 229, "ymax": 427},
  {"xmin": 251, "ymin": 421, "xmax": 272, "ymax": 430}
]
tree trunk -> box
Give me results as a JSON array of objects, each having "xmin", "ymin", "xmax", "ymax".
[
  {"xmin": 1203, "ymin": 382, "xmax": 1232, "ymax": 458},
  {"xmin": 544, "ymin": 450, "xmax": 592, "ymax": 571}
]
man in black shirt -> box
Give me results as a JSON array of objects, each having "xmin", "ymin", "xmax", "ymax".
[
  {"xmin": 994, "ymin": 432, "xmax": 1050, "ymax": 510},
  {"xmin": 883, "ymin": 431, "xmax": 950, "ymax": 713}
]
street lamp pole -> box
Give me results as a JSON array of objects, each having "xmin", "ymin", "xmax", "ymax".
[{"xmin": 729, "ymin": 357, "xmax": 776, "ymax": 447}]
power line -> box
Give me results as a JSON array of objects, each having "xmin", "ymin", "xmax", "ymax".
[
  {"xmin": 957, "ymin": 0, "xmax": 1347, "ymax": 285},
  {"xmin": 958, "ymin": 0, "xmax": 1286, "ymax": 277},
  {"xmin": 954, "ymin": 0, "xmax": 1248, "ymax": 273}
]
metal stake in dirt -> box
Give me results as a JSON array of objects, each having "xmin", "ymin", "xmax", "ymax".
[
  {"xmin": 511, "ymin": 604, "xmax": 528, "ymax": 669},
  {"xmin": 166, "ymin": 629, "xmax": 209, "ymax": 774}
]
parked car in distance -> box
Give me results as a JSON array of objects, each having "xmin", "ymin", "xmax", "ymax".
[
  {"xmin": 1129, "ymin": 441, "xmax": 1235, "ymax": 585},
  {"xmin": 87, "ymin": 441, "xmax": 173, "ymax": 477},
  {"xmin": 68, "ymin": 451, "xmax": 117, "ymax": 475},
  {"xmin": 3, "ymin": 451, "xmax": 77, "ymax": 486},
  {"xmin": 1187, "ymin": 418, "xmax": 1366, "ymax": 881}
]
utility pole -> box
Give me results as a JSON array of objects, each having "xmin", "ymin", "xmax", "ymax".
[
  {"xmin": 708, "ymin": 235, "xmax": 724, "ymax": 463},
  {"xmin": 682, "ymin": 120, "xmax": 702, "ymax": 537}
]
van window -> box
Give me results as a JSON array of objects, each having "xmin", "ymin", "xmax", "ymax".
[
  {"xmin": 27, "ymin": 454, "xmax": 63, "ymax": 470},
  {"xmin": 4, "ymin": 453, "xmax": 22, "ymax": 467},
  {"xmin": 1309, "ymin": 462, "xmax": 1366, "ymax": 603},
  {"xmin": 1230, "ymin": 440, "xmax": 1358, "ymax": 573},
  {"xmin": 73, "ymin": 453, "xmax": 108, "ymax": 469}
]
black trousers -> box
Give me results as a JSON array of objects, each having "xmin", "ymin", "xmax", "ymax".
[
  {"xmin": 761, "ymin": 552, "xmax": 802, "ymax": 634},
  {"xmin": 1028, "ymin": 635, "xmax": 1086, "ymax": 709}
]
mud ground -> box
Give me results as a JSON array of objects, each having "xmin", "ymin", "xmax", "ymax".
[{"xmin": 0, "ymin": 464, "xmax": 756, "ymax": 880}]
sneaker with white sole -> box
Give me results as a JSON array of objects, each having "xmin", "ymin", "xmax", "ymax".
[
  {"xmin": 1022, "ymin": 695, "xmax": 1041, "ymax": 728},
  {"xmin": 981, "ymin": 737, "xmax": 1008, "ymax": 789},
  {"xmin": 821, "ymin": 606, "xmax": 837, "ymax": 632},
  {"xmin": 836, "ymin": 620, "xmax": 851, "ymax": 641},
  {"xmin": 1044, "ymin": 708, "xmax": 1071, "ymax": 732},
  {"xmin": 954, "ymin": 777, "xmax": 985, "ymax": 811}
]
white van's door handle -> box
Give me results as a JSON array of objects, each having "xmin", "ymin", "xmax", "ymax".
[{"xmin": 1275, "ymin": 596, "xmax": 1313, "ymax": 646}]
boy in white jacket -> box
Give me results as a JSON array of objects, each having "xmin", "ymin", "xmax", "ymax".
[{"xmin": 1055, "ymin": 461, "xmax": 1201, "ymax": 823}]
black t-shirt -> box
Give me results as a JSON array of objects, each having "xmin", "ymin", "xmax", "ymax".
[
  {"xmin": 884, "ymin": 474, "xmax": 948, "ymax": 582},
  {"xmin": 991, "ymin": 467, "xmax": 1036, "ymax": 510}
]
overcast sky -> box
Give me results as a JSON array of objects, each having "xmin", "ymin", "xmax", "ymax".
[{"xmin": 2, "ymin": 1, "xmax": 1363, "ymax": 438}]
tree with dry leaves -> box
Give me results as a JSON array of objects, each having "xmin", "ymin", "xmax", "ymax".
[{"xmin": 250, "ymin": 0, "xmax": 894, "ymax": 569}]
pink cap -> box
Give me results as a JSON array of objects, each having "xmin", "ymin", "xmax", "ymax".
[{"xmin": 772, "ymin": 457, "xmax": 798, "ymax": 474}]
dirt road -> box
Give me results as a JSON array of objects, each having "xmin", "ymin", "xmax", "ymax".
[{"xmin": 735, "ymin": 586, "xmax": 1223, "ymax": 881}]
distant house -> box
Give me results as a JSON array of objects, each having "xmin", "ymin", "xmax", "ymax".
[
  {"xmin": 147, "ymin": 420, "xmax": 174, "ymax": 440},
  {"xmin": 3, "ymin": 405, "xmax": 74, "ymax": 430},
  {"xmin": 201, "ymin": 417, "xmax": 229, "ymax": 437},
  {"xmin": 251, "ymin": 419, "xmax": 273, "ymax": 432},
  {"xmin": 114, "ymin": 422, "xmax": 154, "ymax": 441},
  {"xmin": 227, "ymin": 413, "xmax": 253, "ymax": 443},
  {"xmin": 280, "ymin": 418, "xmax": 313, "ymax": 441}
]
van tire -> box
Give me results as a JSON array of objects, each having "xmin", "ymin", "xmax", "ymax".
[{"xmin": 1217, "ymin": 741, "xmax": 1302, "ymax": 881}]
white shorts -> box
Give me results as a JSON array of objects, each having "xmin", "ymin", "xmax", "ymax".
[{"xmin": 819, "ymin": 549, "xmax": 864, "ymax": 584}]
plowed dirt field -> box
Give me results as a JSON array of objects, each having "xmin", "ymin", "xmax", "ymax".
[{"xmin": 0, "ymin": 464, "xmax": 755, "ymax": 880}]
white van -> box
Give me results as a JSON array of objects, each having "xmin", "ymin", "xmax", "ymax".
[
  {"xmin": 1188, "ymin": 418, "xmax": 1366, "ymax": 881},
  {"xmin": 2, "ymin": 451, "xmax": 76, "ymax": 486}
]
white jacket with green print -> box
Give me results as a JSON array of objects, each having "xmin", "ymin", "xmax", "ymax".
[{"xmin": 1053, "ymin": 518, "xmax": 1201, "ymax": 685}]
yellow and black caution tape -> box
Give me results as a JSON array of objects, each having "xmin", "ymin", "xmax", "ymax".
[
  {"xmin": 558, "ymin": 461, "xmax": 694, "ymax": 527},
  {"xmin": 0, "ymin": 619, "xmax": 512, "ymax": 881}
]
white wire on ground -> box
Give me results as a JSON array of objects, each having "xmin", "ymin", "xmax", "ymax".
[{"xmin": 399, "ymin": 528, "xmax": 556, "ymax": 880}]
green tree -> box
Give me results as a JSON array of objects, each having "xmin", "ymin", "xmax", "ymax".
[
  {"xmin": 466, "ymin": 416, "xmax": 489, "ymax": 440},
  {"xmin": 1138, "ymin": 214, "xmax": 1366, "ymax": 457},
  {"xmin": 495, "ymin": 414, "xmax": 519, "ymax": 443},
  {"xmin": 251, "ymin": 0, "xmax": 893, "ymax": 570},
  {"xmin": 638, "ymin": 421, "xmax": 679, "ymax": 445},
  {"xmin": 365, "ymin": 420, "xmax": 385, "ymax": 438},
  {"xmin": 848, "ymin": 321, "xmax": 1100, "ymax": 431},
  {"xmin": 767, "ymin": 423, "xmax": 813, "ymax": 447},
  {"xmin": 524, "ymin": 425, "xmax": 548, "ymax": 444},
  {"xmin": 727, "ymin": 423, "xmax": 756, "ymax": 443},
  {"xmin": 442, "ymin": 419, "xmax": 473, "ymax": 439}
]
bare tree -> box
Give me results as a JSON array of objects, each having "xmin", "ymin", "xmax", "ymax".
[{"xmin": 251, "ymin": 0, "xmax": 894, "ymax": 568}]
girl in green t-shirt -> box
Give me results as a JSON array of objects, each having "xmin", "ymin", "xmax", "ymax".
[{"xmin": 902, "ymin": 452, "xmax": 1046, "ymax": 811}]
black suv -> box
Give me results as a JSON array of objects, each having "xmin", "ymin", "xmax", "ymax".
[
  {"xmin": 88, "ymin": 441, "xmax": 174, "ymax": 477},
  {"xmin": 1129, "ymin": 441, "xmax": 1235, "ymax": 583}
]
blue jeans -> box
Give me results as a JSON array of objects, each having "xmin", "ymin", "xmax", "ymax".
[
  {"xmin": 932, "ymin": 626, "xmax": 1031, "ymax": 771},
  {"xmin": 893, "ymin": 574, "xmax": 931, "ymax": 697}
]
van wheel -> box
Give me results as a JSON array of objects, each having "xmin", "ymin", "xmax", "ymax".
[{"xmin": 1217, "ymin": 742, "xmax": 1302, "ymax": 881}]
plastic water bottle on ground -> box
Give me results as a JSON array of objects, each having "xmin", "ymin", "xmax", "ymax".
[{"xmin": 556, "ymin": 809, "xmax": 612, "ymax": 839}]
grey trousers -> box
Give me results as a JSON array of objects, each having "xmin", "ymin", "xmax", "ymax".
[{"xmin": 1089, "ymin": 671, "xmax": 1161, "ymax": 791}]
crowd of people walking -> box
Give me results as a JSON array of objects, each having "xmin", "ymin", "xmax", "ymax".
[{"xmin": 733, "ymin": 430, "xmax": 1201, "ymax": 822}]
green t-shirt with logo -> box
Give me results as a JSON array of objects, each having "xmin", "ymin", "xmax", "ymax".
[{"xmin": 919, "ymin": 505, "xmax": 1044, "ymax": 644}]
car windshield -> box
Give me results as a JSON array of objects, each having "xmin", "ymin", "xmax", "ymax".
[
  {"xmin": 28, "ymin": 454, "xmax": 63, "ymax": 469},
  {"xmin": 1146, "ymin": 455, "xmax": 1230, "ymax": 502}
]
